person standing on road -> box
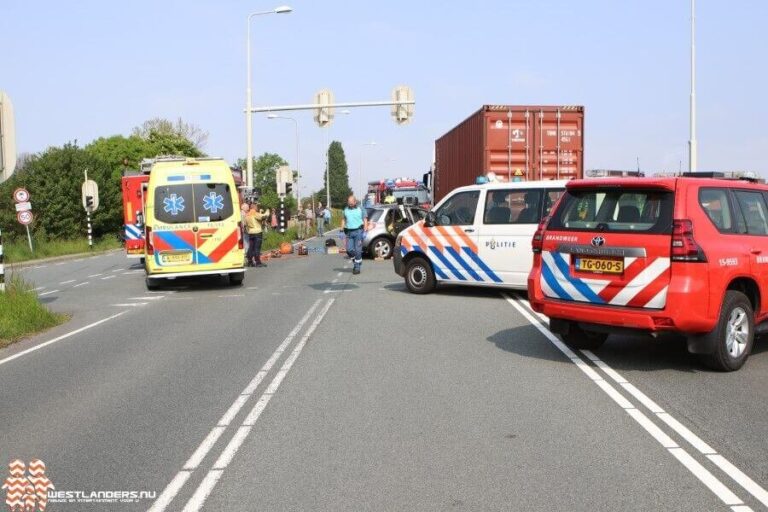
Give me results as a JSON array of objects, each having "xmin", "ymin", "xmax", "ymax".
[
  {"xmin": 341, "ymin": 194, "xmax": 369, "ymax": 275},
  {"xmin": 316, "ymin": 202, "xmax": 326, "ymax": 237},
  {"xmin": 304, "ymin": 204, "xmax": 313, "ymax": 238},
  {"xmin": 245, "ymin": 203, "xmax": 269, "ymax": 267}
]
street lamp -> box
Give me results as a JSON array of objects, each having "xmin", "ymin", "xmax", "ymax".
[
  {"xmin": 245, "ymin": 5, "xmax": 293, "ymax": 189},
  {"xmin": 359, "ymin": 141, "xmax": 377, "ymax": 201},
  {"xmin": 324, "ymin": 109, "xmax": 351, "ymax": 207},
  {"xmin": 688, "ymin": 0, "xmax": 697, "ymax": 173},
  {"xmin": 267, "ymin": 113, "xmax": 300, "ymax": 206}
]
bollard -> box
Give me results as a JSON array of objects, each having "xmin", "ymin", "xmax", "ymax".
[{"xmin": 0, "ymin": 227, "xmax": 4, "ymax": 292}]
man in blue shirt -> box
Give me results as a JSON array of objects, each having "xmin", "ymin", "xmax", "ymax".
[{"xmin": 341, "ymin": 194, "xmax": 369, "ymax": 275}]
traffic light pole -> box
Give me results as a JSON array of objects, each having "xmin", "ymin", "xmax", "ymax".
[
  {"xmin": 86, "ymin": 210, "xmax": 93, "ymax": 250},
  {"xmin": 0, "ymin": 227, "xmax": 4, "ymax": 292}
]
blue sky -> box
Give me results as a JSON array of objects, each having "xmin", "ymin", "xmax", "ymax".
[{"xmin": 2, "ymin": 0, "xmax": 766, "ymax": 194}]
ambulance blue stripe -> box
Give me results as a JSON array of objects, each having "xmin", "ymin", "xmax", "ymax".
[
  {"xmin": 446, "ymin": 247, "xmax": 482, "ymax": 282},
  {"xmin": 155, "ymin": 231, "xmax": 194, "ymax": 250},
  {"xmin": 462, "ymin": 247, "xmax": 503, "ymax": 283},
  {"xmin": 542, "ymin": 259, "xmax": 572, "ymax": 300},
  {"xmin": 550, "ymin": 252, "xmax": 604, "ymax": 304},
  {"xmin": 200, "ymin": 174, "xmax": 211, "ymax": 180},
  {"xmin": 196, "ymin": 252, "xmax": 211, "ymax": 264},
  {"xmin": 167, "ymin": 176, "xmax": 185, "ymax": 182},
  {"xmin": 402, "ymin": 245, "xmax": 449, "ymax": 280},
  {"xmin": 429, "ymin": 247, "xmax": 465, "ymax": 281}
]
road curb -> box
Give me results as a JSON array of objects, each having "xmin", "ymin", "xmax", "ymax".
[{"xmin": 7, "ymin": 248, "xmax": 122, "ymax": 269}]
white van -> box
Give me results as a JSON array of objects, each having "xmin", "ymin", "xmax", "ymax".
[{"xmin": 393, "ymin": 180, "xmax": 567, "ymax": 293}]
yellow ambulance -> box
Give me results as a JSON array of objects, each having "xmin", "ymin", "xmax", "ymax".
[{"xmin": 143, "ymin": 157, "xmax": 245, "ymax": 289}]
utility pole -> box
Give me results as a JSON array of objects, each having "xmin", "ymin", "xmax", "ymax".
[{"xmin": 688, "ymin": 0, "xmax": 697, "ymax": 173}]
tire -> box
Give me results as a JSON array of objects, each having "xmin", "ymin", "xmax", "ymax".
[
  {"xmin": 145, "ymin": 277, "xmax": 160, "ymax": 291},
  {"xmin": 404, "ymin": 257, "xmax": 436, "ymax": 294},
  {"xmin": 696, "ymin": 291, "xmax": 754, "ymax": 372},
  {"xmin": 371, "ymin": 237, "xmax": 394, "ymax": 259},
  {"xmin": 229, "ymin": 273, "xmax": 245, "ymax": 287},
  {"xmin": 560, "ymin": 322, "xmax": 608, "ymax": 350}
]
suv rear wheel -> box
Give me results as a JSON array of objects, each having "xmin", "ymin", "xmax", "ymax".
[
  {"xmin": 696, "ymin": 291, "xmax": 754, "ymax": 372},
  {"xmin": 560, "ymin": 322, "xmax": 608, "ymax": 350},
  {"xmin": 404, "ymin": 257, "xmax": 436, "ymax": 294},
  {"xmin": 371, "ymin": 237, "xmax": 394, "ymax": 259}
]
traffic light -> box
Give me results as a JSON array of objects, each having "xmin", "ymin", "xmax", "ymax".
[
  {"xmin": 85, "ymin": 195, "xmax": 94, "ymax": 209},
  {"xmin": 285, "ymin": 182, "xmax": 293, "ymax": 195}
]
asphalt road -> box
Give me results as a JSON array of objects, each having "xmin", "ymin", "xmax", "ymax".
[{"xmin": 1, "ymin": 234, "xmax": 767, "ymax": 511}]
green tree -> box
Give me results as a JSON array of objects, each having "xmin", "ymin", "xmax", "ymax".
[
  {"xmin": 318, "ymin": 141, "xmax": 351, "ymax": 208},
  {"xmin": 237, "ymin": 153, "xmax": 297, "ymax": 212},
  {"xmin": 132, "ymin": 117, "xmax": 209, "ymax": 151}
]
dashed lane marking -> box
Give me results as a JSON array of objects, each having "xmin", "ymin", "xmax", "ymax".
[
  {"xmin": 38, "ymin": 289, "xmax": 59, "ymax": 296},
  {"xmin": 101, "ymin": 275, "xmax": 116, "ymax": 280},
  {"xmin": 59, "ymin": 279, "xmax": 76, "ymax": 285},
  {"xmin": 88, "ymin": 273, "xmax": 103, "ymax": 278},
  {"xmin": 73, "ymin": 282, "xmax": 89, "ymax": 288},
  {"xmin": 111, "ymin": 303, "xmax": 148, "ymax": 307}
]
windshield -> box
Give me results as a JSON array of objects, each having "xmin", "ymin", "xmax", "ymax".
[
  {"xmin": 154, "ymin": 183, "xmax": 234, "ymax": 224},
  {"xmin": 548, "ymin": 188, "xmax": 674, "ymax": 233}
]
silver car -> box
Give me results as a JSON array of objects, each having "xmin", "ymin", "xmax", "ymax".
[{"xmin": 363, "ymin": 205, "xmax": 427, "ymax": 259}]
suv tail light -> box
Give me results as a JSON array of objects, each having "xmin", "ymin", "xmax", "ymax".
[
  {"xmin": 532, "ymin": 216, "xmax": 550, "ymax": 254},
  {"xmin": 671, "ymin": 219, "xmax": 706, "ymax": 262},
  {"xmin": 145, "ymin": 226, "xmax": 154, "ymax": 255},
  {"xmin": 237, "ymin": 222, "xmax": 244, "ymax": 250}
]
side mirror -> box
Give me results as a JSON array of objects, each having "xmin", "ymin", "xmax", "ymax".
[
  {"xmin": 424, "ymin": 211, "xmax": 437, "ymax": 227},
  {"xmin": 136, "ymin": 211, "xmax": 144, "ymax": 227}
]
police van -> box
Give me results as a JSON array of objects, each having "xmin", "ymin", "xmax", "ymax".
[
  {"xmin": 144, "ymin": 157, "xmax": 245, "ymax": 290},
  {"xmin": 393, "ymin": 180, "xmax": 567, "ymax": 293}
]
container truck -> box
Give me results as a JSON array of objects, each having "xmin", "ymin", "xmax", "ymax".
[{"xmin": 433, "ymin": 105, "xmax": 584, "ymax": 202}]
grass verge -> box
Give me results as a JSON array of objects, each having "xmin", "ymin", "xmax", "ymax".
[
  {"xmin": 0, "ymin": 275, "xmax": 67, "ymax": 349},
  {"xmin": 3, "ymin": 237, "xmax": 121, "ymax": 264}
]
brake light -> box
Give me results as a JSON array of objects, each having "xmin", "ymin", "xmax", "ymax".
[
  {"xmin": 671, "ymin": 219, "xmax": 706, "ymax": 262},
  {"xmin": 237, "ymin": 222, "xmax": 244, "ymax": 250},
  {"xmin": 145, "ymin": 226, "xmax": 154, "ymax": 255},
  {"xmin": 532, "ymin": 216, "xmax": 550, "ymax": 254}
]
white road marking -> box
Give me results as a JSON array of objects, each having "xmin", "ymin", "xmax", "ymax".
[
  {"xmin": 33, "ymin": 286, "xmax": 45, "ymax": 291},
  {"xmin": 101, "ymin": 275, "xmax": 116, "ymax": 280},
  {"xmin": 88, "ymin": 273, "xmax": 103, "ymax": 278},
  {"xmin": 111, "ymin": 268, "xmax": 123, "ymax": 273},
  {"xmin": 504, "ymin": 294, "xmax": 751, "ymax": 509},
  {"xmin": 0, "ymin": 312, "xmax": 127, "ymax": 367},
  {"xmin": 38, "ymin": 289, "xmax": 59, "ymax": 296},
  {"xmin": 128, "ymin": 296, "xmax": 164, "ymax": 301},
  {"xmin": 111, "ymin": 303, "xmax": 147, "ymax": 307},
  {"xmin": 59, "ymin": 279, "xmax": 76, "ymax": 285},
  {"xmin": 246, "ymin": 286, "xmax": 259, "ymax": 290},
  {"xmin": 72, "ymin": 282, "xmax": 89, "ymax": 288},
  {"xmin": 217, "ymin": 294, "xmax": 245, "ymax": 298},
  {"xmin": 337, "ymin": 272, "xmax": 343, "ymax": 277},
  {"xmin": 180, "ymin": 299, "xmax": 336, "ymax": 512},
  {"xmin": 54, "ymin": 262, "xmax": 66, "ymax": 266},
  {"xmin": 149, "ymin": 299, "xmax": 325, "ymax": 510}
]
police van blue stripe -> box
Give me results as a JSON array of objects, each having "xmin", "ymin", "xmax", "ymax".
[
  {"xmin": 446, "ymin": 247, "xmax": 483, "ymax": 282},
  {"xmin": 429, "ymin": 247, "xmax": 466, "ymax": 281},
  {"xmin": 406, "ymin": 244, "xmax": 450, "ymax": 280},
  {"xmin": 550, "ymin": 252, "xmax": 605, "ymax": 304},
  {"xmin": 462, "ymin": 247, "xmax": 503, "ymax": 283}
]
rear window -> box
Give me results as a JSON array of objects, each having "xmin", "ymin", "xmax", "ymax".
[
  {"xmin": 154, "ymin": 183, "xmax": 234, "ymax": 224},
  {"xmin": 549, "ymin": 188, "xmax": 674, "ymax": 233},
  {"xmin": 367, "ymin": 209, "xmax": 384, "ymax": 223}
]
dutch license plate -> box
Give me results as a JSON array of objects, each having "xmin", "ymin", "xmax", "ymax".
[
  {"xmin": 161, "ymin": 252, "xmax": 192, "ymax": 265},
  {"xmin": 575, "ymin": 257, "xmax": 624, "ymax": 274}
]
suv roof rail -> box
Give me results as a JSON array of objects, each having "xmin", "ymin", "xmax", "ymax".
[
  {"xmin": 681, "ymin": 171, "xmax": 760, "ymax": 183},
  {"xmin": 586, "ymin": 169, "xmax": 645, "ymax": 178}
]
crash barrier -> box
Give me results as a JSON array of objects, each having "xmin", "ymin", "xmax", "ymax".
[{"xmin": 0, "ymin": 227, "xmax": 4, "ymax": 292}]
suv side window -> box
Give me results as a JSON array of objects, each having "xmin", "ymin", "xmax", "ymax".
[
  {"xmin": 435, "ymin": 191, "xmax": 480, "ymax": 226},
  {"xmin": 699, "ymin": 188, "xmax": 735, "ymax": 232},
  {"xmin": 544, "ymin": 189, "xmax": 564, "ymax": 217},
  {"xmin": 483, "ymin": 189, "xmax": 543, "ymax": 225},
  {"xmin": 733, "ymin": 190, "xmax": 768, "ymax": 235}
]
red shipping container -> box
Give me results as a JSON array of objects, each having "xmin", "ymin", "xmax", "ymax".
[{"xmin": 433, "ymin": 105, "xmax": 584, "ymax": 202}]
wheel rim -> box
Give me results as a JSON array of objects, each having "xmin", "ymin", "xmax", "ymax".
[
  {"xmin": 409, "ymin": 265, "xmax": 427, "ymax": 288},
  {"xmin": 374, "ymin": 239, "xmax": 391, "ymax": 258},
  {"xmin": 725, "ymin": 306, "xmax": 749, "ymax": 358}
]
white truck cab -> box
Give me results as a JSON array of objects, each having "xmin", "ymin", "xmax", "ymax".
[{"xmin": 393, "ymin": 180, "xmax": 567, "ymax": 293}]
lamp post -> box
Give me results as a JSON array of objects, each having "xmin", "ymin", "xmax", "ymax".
[
  {"xmin": 359, "ymin": 141, "xmax": 377, "ymax": 200},
  {"xmin": 324, "ymin": 109, "xmax": 350, "ymax": 207},
  {"xmin": 245, "ymin": 5, "xmax": 292, "ymax": 189},
  {"xmin": 688, "ymin": 0, "xmax": 697, "ymax": 173},
  {"xmin": 267, "ymin": 114, "xmax": 300, "ymax": 206}
]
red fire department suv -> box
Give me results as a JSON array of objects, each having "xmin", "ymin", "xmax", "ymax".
[{"xmin": 528, "ymin": 173, "xmax": 768, "ymax": 371}]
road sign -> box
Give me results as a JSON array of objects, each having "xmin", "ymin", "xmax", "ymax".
[
  {"xmin": 17, "ymin": 210, "xmax": 33, "ymax": 225},
  {"xmin": 82, "ymin": 179, "xmax": 99, "ymax": 212},
  {"xmin": 15, "ymin": 201, "xmax": 31, "ymax": 212},
  {"xmin": 313, "ymin": 89, "xmax": 335, "ymax": 127},
  {"xmin": 0, "ymin": 91, "xmax": 17, "ymax": 184},
  {"xmin": 13, "ymin": 187, "xmax": 29, "ymax": 203}
]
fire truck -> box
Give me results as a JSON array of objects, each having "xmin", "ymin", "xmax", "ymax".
[
  {"xmin": 120, "ymin": 157, "xmax": 245, "ymax": 260},
  {"xmin": 365, "ymin": 178, "xmax": 431, "ymax": 209}
]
